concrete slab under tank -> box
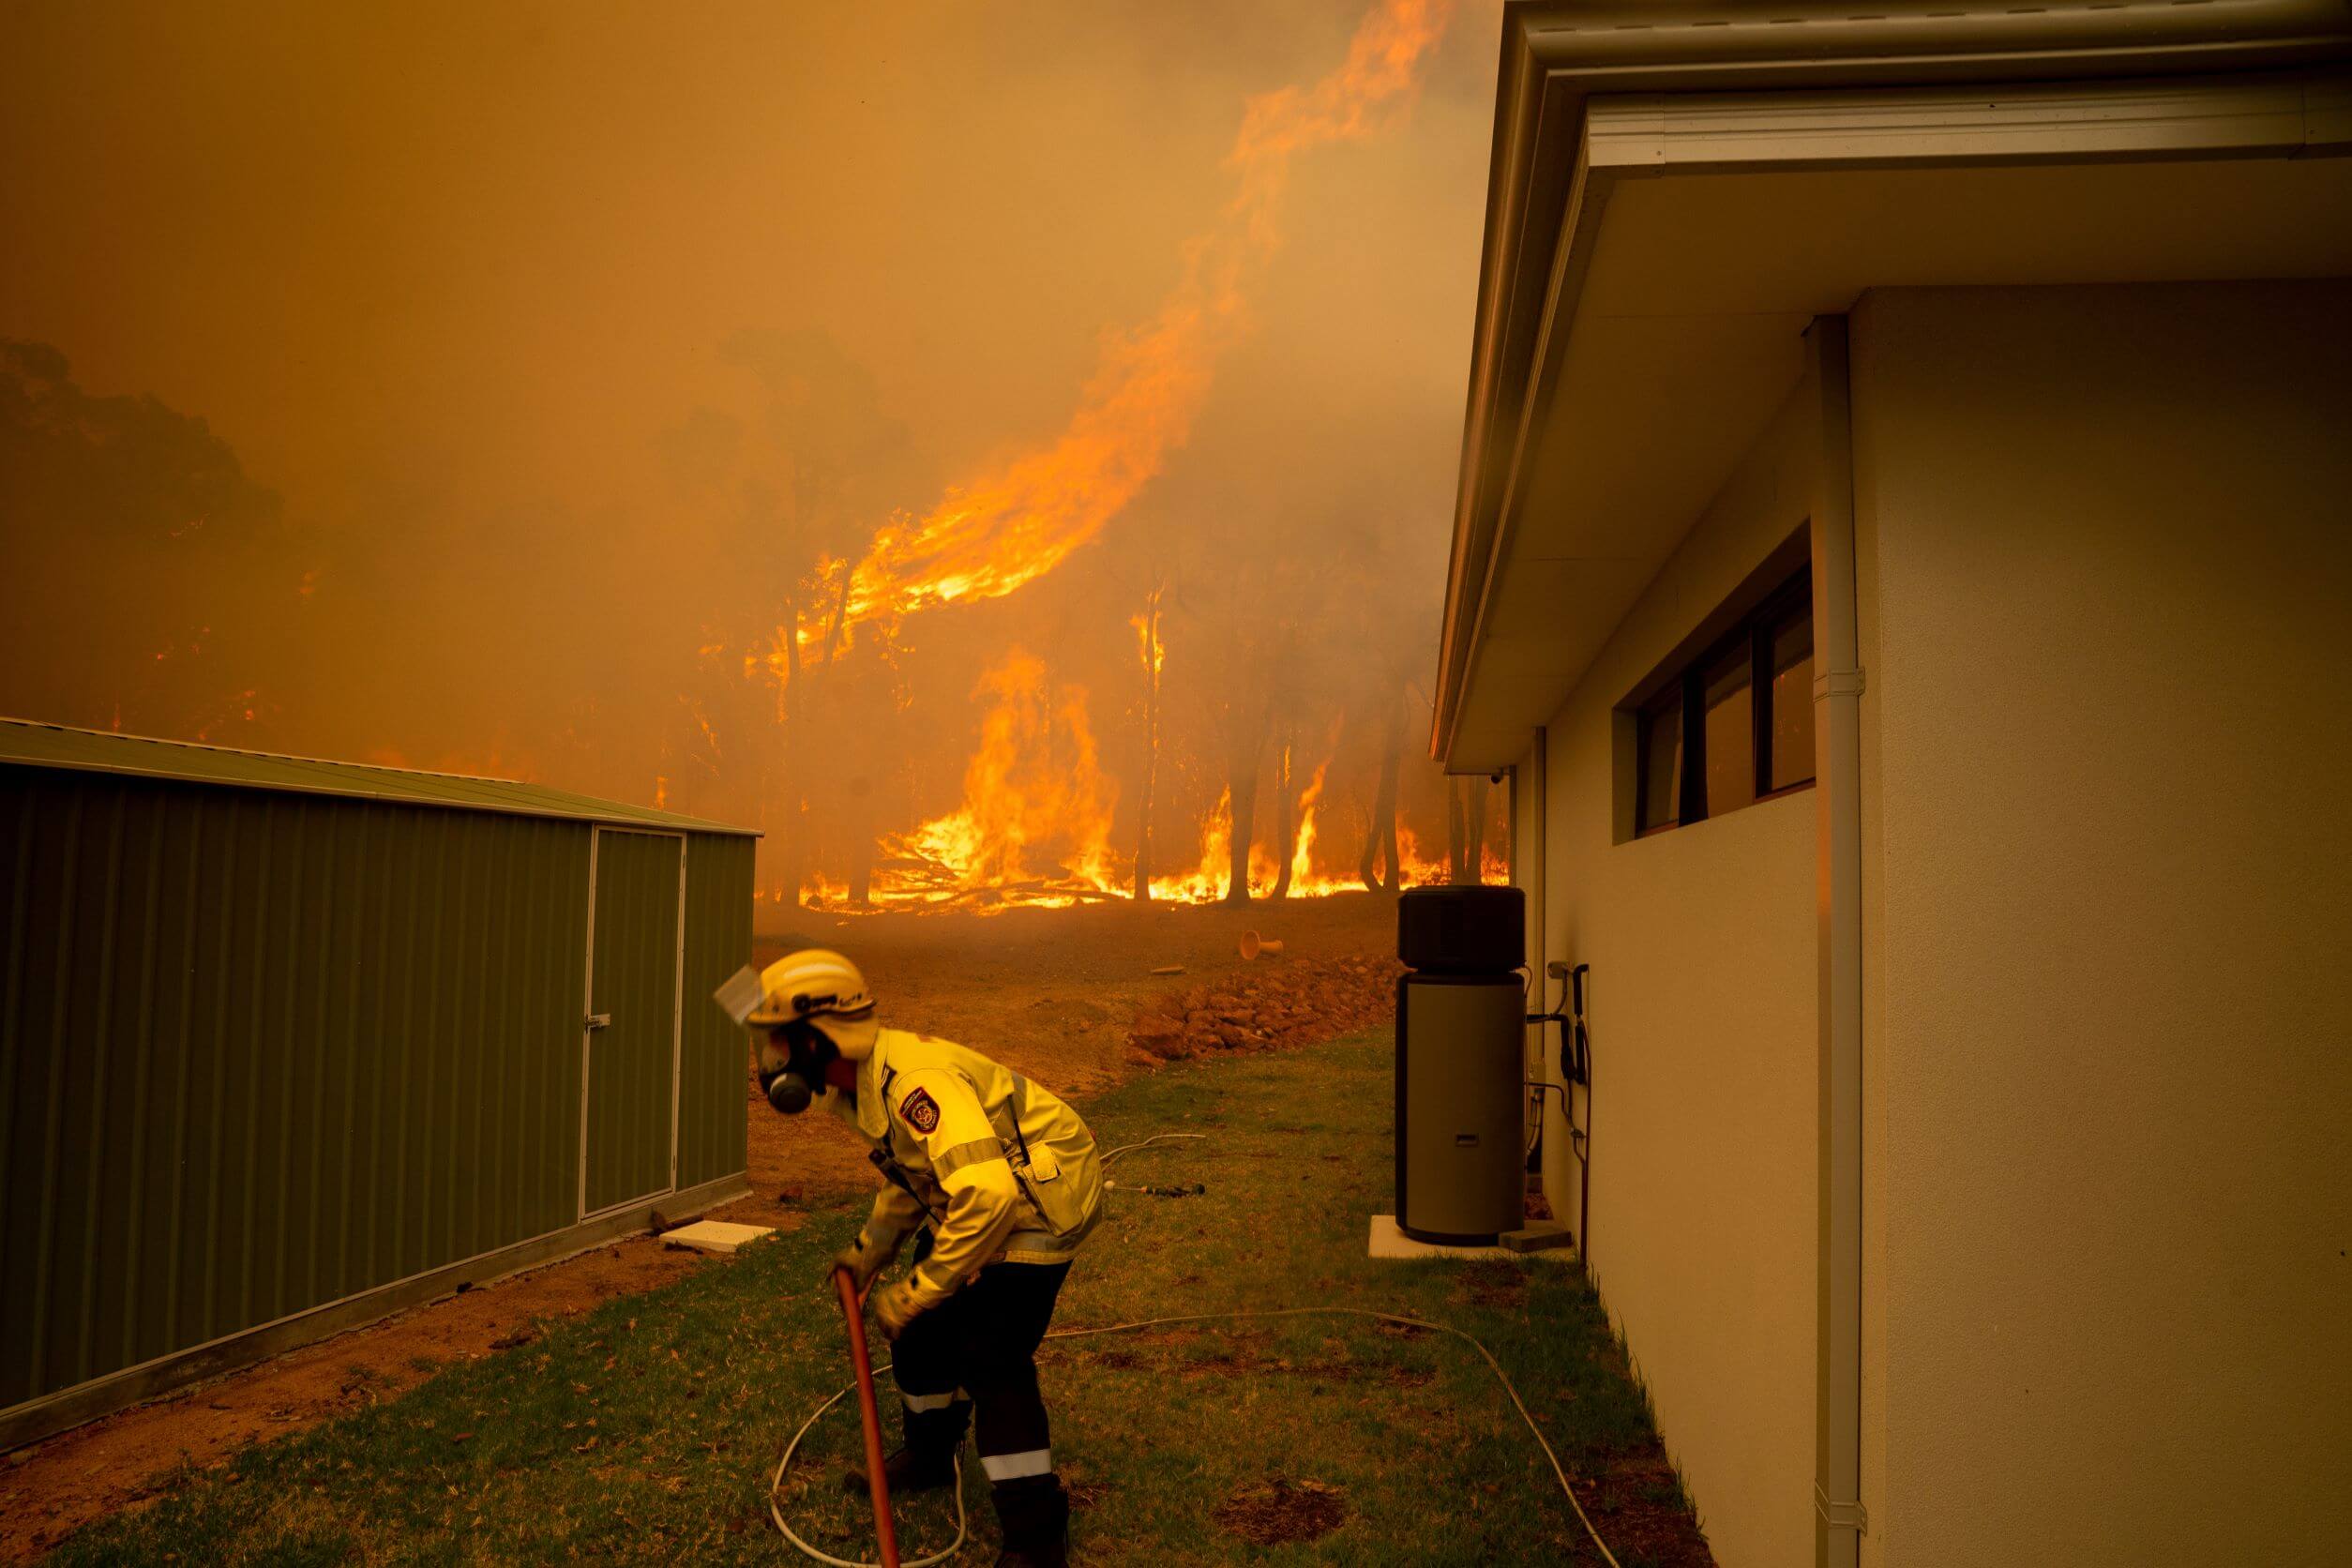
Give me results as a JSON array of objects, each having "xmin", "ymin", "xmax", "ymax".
[{"xmin": 1367, "ymin": 1214, "xmax": 1576, "ymax": 1263}]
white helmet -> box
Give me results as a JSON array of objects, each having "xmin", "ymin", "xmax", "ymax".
[{"xmin": 745, "ymin": 948, "xmax": 879, "ymax": 1059}]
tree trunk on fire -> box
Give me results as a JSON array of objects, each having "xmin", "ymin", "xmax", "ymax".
[
  {"xmin": 1232, "ymin": 690, "xmax": 1270, "ymax": 907},
  {"xmin": 776, "ymin": 594, "xmax": 810, "ymax": 906},
  {"xmin": 1467, "ymin": 774, "xmax": 1490, "ymax": 881},
  {"xmin": 1133, "ymin": 748, "xmax": 1156, "ymax": 903},
  {"xmin": 1448, "ymin": 774, "xmax": 1491, "ymax": 883},
  {"xmin": 1359, "ymin": 693, "xmax": 1403, "ymax": 895},
  {"xmin": 1447, "ymin": 776, "xmax": 1467, "ymax": 882},
  {"xmin": 1132, "ymin": 590, "xmax": 1163, "ymax": 902},
  {"xmin": 1224, "ymin": 752, "xmax": 1261, "ymax": 906},
  {"xmin": 1269, "ymin": 740, "xmax": 1298, "ymax": 901}
]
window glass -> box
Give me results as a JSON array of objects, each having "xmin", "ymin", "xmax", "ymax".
[
  {"xmin": 1769, "ymin": 608, "xmax": 1815, "ymax": 792},
  {"xmin": 1702, "ymin": 646, "xmax": 1755, "ymax": 816},
  {"xmin": 1624, "ymin": 561, "xmax": 1813, "ymax": 839},
  {"xmin": 1638, "ymin": 693, "xmax": 1681, "ymax": 832}
]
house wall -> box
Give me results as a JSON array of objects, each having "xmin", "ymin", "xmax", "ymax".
[
  {"xmin": 1850, "ymin": 280, "xmax": 2352, "ymax": 1567},
  {"xmin": 1533, "ymin": 384, "xmax": 1820, "ymax": 1568}
]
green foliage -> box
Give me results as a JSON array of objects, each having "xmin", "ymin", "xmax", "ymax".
[{"xmin": 53, "ymin": 1035, "xmax": 1700, "ymax": 1565}]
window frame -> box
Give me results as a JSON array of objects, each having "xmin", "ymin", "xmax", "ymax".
[{"xmin": 1632, "ymin": 565, "xmax": 1814, "ymax": 837}]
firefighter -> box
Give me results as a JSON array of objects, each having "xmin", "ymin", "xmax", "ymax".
[{"xmin": 747, "ymin": 948, "xmax": 1102, "ymax": 1568}]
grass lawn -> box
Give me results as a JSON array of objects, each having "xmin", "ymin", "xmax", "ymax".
[{"xmin": 50, "ymin": 1033, "xmax": 1711, "ymax": 1566}]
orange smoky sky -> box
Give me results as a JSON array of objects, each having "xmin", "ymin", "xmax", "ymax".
[{"xmin": 1, "ymin": 1, "xmax": 1506, "ymax": 901}]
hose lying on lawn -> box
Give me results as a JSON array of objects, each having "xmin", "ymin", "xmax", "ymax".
[{"xmin": 768, "ymin": 1304, "xmax": 1624, "ymax": 1568}]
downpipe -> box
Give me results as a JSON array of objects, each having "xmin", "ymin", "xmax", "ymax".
[{"xmin": 1808, "ymin": 315, "xmax": 1867, "ymax": 1564}]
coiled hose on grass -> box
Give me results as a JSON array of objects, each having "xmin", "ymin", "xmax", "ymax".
[{"xmin": 768, "ymin": 1303, "xmax": 1622, "ymax": 1568}]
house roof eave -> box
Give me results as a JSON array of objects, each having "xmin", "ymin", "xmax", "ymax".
[{"xmin": 1431, "ymin": 0, "xmax": 2352, "ymax": 769}]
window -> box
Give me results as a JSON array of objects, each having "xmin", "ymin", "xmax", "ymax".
[{"xmin": 1634, "ymin": 566, "xmax": 1815, "ymax": 836}]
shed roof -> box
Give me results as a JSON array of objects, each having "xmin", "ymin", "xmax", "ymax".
[{"xmin": 0, "ymin": 717, "xmax": 760, "ymax": 837}]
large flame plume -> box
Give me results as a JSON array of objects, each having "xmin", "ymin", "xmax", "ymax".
[
  {"xmin": 762, "ymin": 0, "xmax": 1475, "ymax": 912},
  {"xmin": 833, "ymin": 0, "xmax": 1455, "ymax": 637}
]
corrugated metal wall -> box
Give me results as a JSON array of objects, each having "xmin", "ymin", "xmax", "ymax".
[
  {"xmin": 0, "ymin": 765, "xmax": 750, "ymax": 1418},
  {"xmin": 677, "ymin": 834, "xmax": 753, "ymax": 1190}
]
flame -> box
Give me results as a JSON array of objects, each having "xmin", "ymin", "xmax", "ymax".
[
  {"xmin": 799, "ymin": 869, "xmax": 855, "ymax": 908},
  {"xmin": 1130, "ymin": 608, "xmax": 1166, "ymax": 679},
  {"xmin": 869, "ymin": 650, "xmax": 1123, "ymax": 908},
  {"xmin": 1394, "ymin": 823, "xmax": 1447, "ymax": 887},
  {"xmin": 742, "ymin": 2, "xmax": 1466, "ymax": 913},
  {"xmin": 1284, "ymin": 762, "xmax": 1363, "ymax": 898},
  {"xmin": 836, "ymin": 664, "xmax": 1406, "ymax": 912},
  {"xmin": 832, "ymin": 0, "xmax": 1453, "ymax": 637},
  {"xmin": 1146, "ymin": 787, "xmax": 1236, "ymax": 904}
]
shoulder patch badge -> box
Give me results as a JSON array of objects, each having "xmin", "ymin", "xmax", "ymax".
[{"xmin": 898, "ymin": 1086, "xmax": 941, "ymax": 1135}]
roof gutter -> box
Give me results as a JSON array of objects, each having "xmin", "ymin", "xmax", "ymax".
[{"xmin": 1431, "ymin": 0, "xmax": 2352, "ymax": 766}]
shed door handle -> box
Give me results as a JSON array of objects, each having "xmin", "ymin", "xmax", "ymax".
[{"xmin": 586, "ymin": 1013, "xmax": 612, "ymax": 1031}]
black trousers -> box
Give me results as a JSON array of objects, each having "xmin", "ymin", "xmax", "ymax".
[
  {"xmin": 888, "ymin": 1259, "xmax": 1069, "ymax": 1485},
  {"xmin": 889, "ymin": 1259, "xmax": 1072, "ymax": 1552}
]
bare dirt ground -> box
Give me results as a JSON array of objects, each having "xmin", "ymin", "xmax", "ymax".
[
  {"xmin": 747, "ymin": 893, "xmax": 1400, "ymax": 1200},
  {"xmin": 2, "ymin": 892, "xmax": 1399, "ymax": 1561}
]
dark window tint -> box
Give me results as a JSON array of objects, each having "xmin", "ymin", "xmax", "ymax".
[
  {"xmin": 1628, "ymin": 563, "xmax": 1813, "ymax": 836},
  {"xmin": 1767, "ymin": 608, "xmax": 1815, "ymax": 792},
  {"xmin": 1701, "ymin": 645, "xmax": 1755, "ymax": 816},
  {"xmin": 1637, "ymin": 690, "xmax": 1682, "ymax": 833}
]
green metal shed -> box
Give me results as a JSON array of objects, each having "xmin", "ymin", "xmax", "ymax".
[{"xmin": 0, "ymin": 719, "xmax": 759, "ymax": 1447}]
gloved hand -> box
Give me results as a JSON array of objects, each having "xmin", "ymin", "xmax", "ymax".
[
  {"xmin": 830, "ymin": 1229, "xmax": 898, "ymax": 1295},
  {"xmin": 871, "ymin": 1280, "xmax": 925, "ymax": 1341}
]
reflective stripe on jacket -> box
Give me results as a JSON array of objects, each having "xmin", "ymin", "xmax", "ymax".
[{"xmin": 830, "ymin": 1028, "xmax": 1102, "ymax": 1309}]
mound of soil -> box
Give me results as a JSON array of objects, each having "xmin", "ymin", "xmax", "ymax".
[
  {"xmin": 1124, "ymin": 954, "xmax": 1402, "ymax": 1062},
  {"xmin": 1214, "ymin": 1475, "xmax": 1348, "ymax": 1545}
]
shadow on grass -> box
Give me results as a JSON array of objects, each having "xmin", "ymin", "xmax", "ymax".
[{"xmin": 49, "ymin": 1033, "xmax": 1711, "ymax": 1567}]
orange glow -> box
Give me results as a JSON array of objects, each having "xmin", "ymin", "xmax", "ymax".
[
  {"xmin": 833, "ymin": 0, "xmax": 1454, "ymax": 638},
  {"xmin": 1285, "ymin": 762, "xmax": 1362, "ymax": 898},
  {"xmin": 1148, "ymin": 788, "xmax": 1237, "ymax": 905},
  {"xmin": 866, "ymin": 650, "xmax": 1123, "ymax": 908},
  {"xmin": 1394, "ymin": 823, "xmax": 1447, "ymax": 887}
]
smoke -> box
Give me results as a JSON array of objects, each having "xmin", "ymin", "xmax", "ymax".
[
  {"xmin": 0, "ymin": 1, "xmax": 1509, "ymax": 906},
  {"xmin": 840, "ymin": 0, "xmax": 1455, "ymax": 633},
  {"xmin": 0, "ymin": 340, "xmax": 304, "ymax": 740}
]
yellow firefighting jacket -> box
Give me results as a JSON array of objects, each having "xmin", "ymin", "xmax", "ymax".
[{"xmin": 830, "ymin": 1028, "xmax": 1102, "ymax": 1312}]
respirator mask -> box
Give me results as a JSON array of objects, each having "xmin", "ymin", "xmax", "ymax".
[{"xmin": 757, "ymin": 1019, "xmax": 838, "ymax": 1115}]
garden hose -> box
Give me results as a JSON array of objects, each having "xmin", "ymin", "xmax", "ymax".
[
  {"xmin": 833, "ymin": 1266, "xmax": 900, "ymax": 1568},
  {"xmin": 772, "ymin": 1130, "xmax": 1621, "ymax": 1566},
  {"xmin": 768, "ymin": 1304, "xmax": 1622, "ymax": 1568}
]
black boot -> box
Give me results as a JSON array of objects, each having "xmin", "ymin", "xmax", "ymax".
[
  {"xmin": 845, "ymin": 1399, "xmax": 969, "ymax": 1497},
  {"xmin": 991, "ymin": 1474, "xmax": 1070, "ymax": 1568},
  {"xmin": 842, "ymin": 1443, "xmax": 959, "ymax": 1497}
]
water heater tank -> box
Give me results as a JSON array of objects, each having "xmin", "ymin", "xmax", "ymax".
[{"xmin": 1395, "ymin": 886, "xmax": 1525, "ymax": 1245}]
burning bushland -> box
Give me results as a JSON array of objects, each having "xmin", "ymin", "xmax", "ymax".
[
  {"xmin": 1, "ymin": 1, "xmax": 1502, "ymax": 911},
  {"xmin": 662, "ymin": 0, "xmax": 1502, "ymax": 913}
]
